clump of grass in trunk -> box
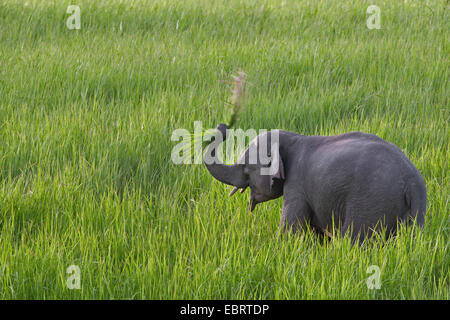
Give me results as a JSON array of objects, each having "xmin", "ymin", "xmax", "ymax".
[
  {"xmin": 226, "ymin": 71, "xmax": 247, "ymax": 128},
  {"xmin": 180, "ymin": 71, "xmax": 248, "ymax": 161}
]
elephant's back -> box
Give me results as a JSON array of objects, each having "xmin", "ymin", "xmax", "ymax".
[
  {"xmin": 305, "ymin": 132, "xmax": 421, "ymax": 206},
  {"xmin": 303, "ymin": 132, "xmax": 425, "ymax": 236},
  {"xmin": 310, "ymin": 132, "xmax": 419, "ymax": 180}
]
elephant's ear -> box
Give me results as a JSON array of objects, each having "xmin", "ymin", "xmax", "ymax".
[{"xmin": 269, "ymin": 143, "xmax": 285, "ymax": 190}]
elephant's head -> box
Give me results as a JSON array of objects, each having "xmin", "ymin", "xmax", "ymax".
[{"xmin": 204, "ymin": 124, "xmax": 285, "ymax": 211}]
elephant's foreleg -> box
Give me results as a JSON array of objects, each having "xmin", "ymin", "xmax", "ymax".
[{"xmin": 278, "ymin": 196, "xmax": 312, "ymax": 235}]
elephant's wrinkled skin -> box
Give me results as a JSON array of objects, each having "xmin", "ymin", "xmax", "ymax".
[{"xmin": 204, "ymin": 124, "xmax": 426, "ymax": 243}]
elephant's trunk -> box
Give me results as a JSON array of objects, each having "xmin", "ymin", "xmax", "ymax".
[{"xmin": 204, "ymin": 124, "xmax": 248, "ymax": 188}]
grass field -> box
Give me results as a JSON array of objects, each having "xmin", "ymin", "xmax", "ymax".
[{"xmin": 0, "ymin": 0, "xmax": 448, "ymax": 299}]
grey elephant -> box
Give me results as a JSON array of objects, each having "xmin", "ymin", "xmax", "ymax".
[{"xmin": 204, "ymin": 123, "xmax": 426, "ymax": 243}]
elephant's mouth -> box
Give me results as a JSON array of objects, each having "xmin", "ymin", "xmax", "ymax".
[
  {"xmin": 249, "ymin": 195, "xmax": 258, "ymax": 212},
  {"xmin": 250, "ymin": 190, "xmax": 269, "ymax": 212},
  {"xmin": 229, "ymin": 185, "xmax": 258, "ymax": 212}
]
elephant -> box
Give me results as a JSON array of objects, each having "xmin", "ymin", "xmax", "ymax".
[{"xmin": 204, "ymin": 123, "xmax": 427, "ymax": 243}]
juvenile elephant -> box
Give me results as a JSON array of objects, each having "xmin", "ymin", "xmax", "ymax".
[{"xmin": 204, "ymin": 123, "xmax": 426, "ymax": 243}]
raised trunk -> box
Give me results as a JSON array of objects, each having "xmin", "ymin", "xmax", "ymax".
[{"xmin": 203, "ymin": 124, "xmax": 248, "ymax": 188}]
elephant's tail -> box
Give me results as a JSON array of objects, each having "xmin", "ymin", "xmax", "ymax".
[{"xmin": 404, "ymin": 177, "xmax": 427, "ymax": 228}]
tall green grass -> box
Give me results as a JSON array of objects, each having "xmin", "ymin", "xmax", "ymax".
[{"xmin": 0, "ymin": 0, "xmax": 448, "ymax": 299}]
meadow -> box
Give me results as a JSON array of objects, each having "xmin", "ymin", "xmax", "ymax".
[{"xmin": 0, "ymin": 0, "xmax": 448, "ymax": 299}]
